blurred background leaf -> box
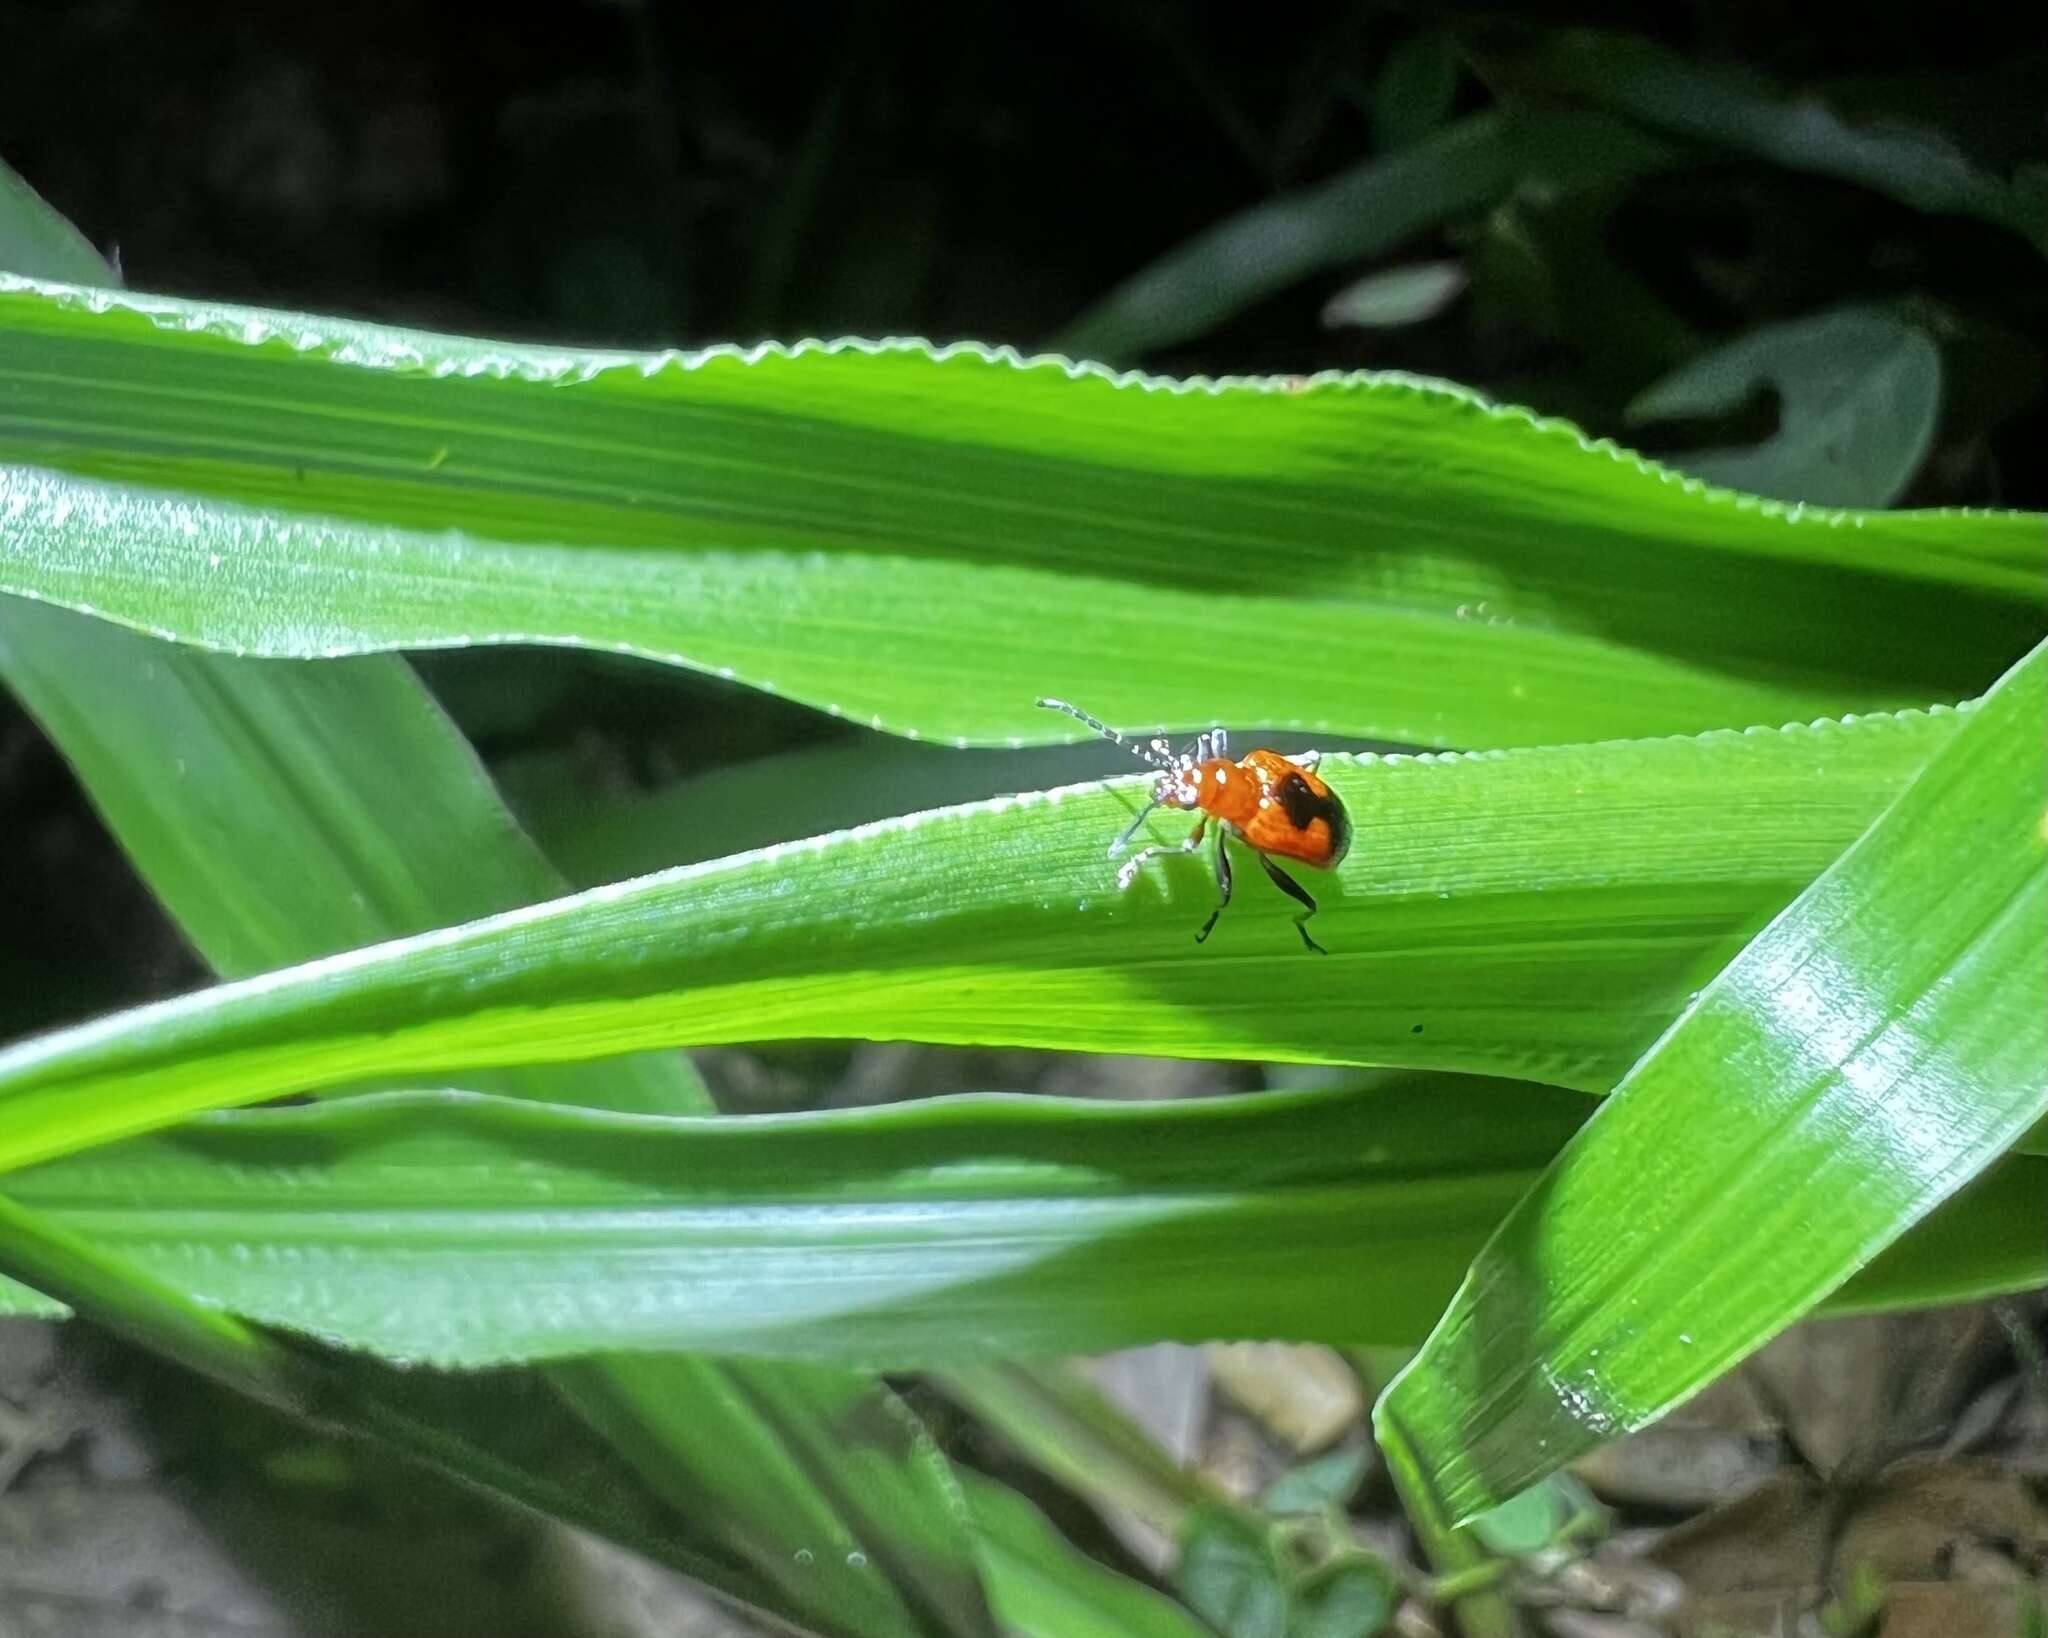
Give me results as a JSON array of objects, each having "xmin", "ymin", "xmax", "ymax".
[
  {"xmin": 1321, "ymin": 260, "xmax": 1468, "ymax": 332},
  {"xmin": 1175, "ymin": 1503, "xmax": 1293, "ymax": 1637},
  {"xmin": 1627, "ymin": 306, "xmax": 1942, "ymax": 506},
  {"xmin": 1053, "ymin": 106, "xmax": 1686, "ymax": 364},
  {"xmin": 1469, "ymin": 28, "xmax": 2048, "ymax": 254}
]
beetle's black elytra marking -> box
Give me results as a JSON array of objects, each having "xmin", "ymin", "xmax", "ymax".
[
  {"xmin": 1275, "ymin": 771, "xmax": 1350, "ymax": 863},
  {"xmin": 1273, "ymin": 771, "xmax": 1322, "ymax": 827}
]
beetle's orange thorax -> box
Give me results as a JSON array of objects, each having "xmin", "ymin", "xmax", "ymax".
[{"xmin": 1191, "ymin": 751, "xmax": 1349, "ymax": 869}]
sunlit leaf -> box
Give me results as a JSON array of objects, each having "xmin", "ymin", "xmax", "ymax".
[
  {"xmin": 2, "ymin": 1078, "xmax": 2036, "ymax": 1364},
  {"xmin": 0, "ymin": 707, "xmax": 1972, "ymax": 1170},
  {"xmin": 1377, "ymin": 639, "xmax": 2048, "ymax": 1521},
  {"xmin": 2, "ymin": 278, "xmax": 2041, "ymax": 755}
]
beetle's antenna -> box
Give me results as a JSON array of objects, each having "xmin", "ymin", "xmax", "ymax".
[{"xmin": 1035, "ymin": 698, "xmax": 1173, "ymax": 769}]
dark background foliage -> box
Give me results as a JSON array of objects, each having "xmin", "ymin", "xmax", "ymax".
[{"xmin": 2, "ymin": 3, "xmax": 2039, "ymax": 421}]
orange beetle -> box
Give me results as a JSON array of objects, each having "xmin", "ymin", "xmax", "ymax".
[{"xmin": 1038, "ymin": 698, "xmax": 1349, "ymax": 953}]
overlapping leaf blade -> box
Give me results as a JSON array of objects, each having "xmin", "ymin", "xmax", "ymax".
[
  {"xmin": 2, "ymin": 1078, "xmax": 2039, "ymax": 1364},
  {"xmin": 0, "ymin": 618, "xmax": 998, "ymax": 1636},
  {"xmin": 0, "ymin": 164, "xmax": 997, "ymax": 1638},
  {"xmin": 0, "ymin": 1079, "xmax": 1580, "ymax": 1363},
  {"xmin": 1, "ymin": 277, "xmax": 2041, "ymax": 753},
  {"xmin": 0, "ymin": 704, "xmax": 1972, "ymax": 1172},
  {"xmin": 0, "ymin": 622, "xmax": 1000, "ymax": 1638},
  {"xmin": 1377, "ymin": 639, "xmax": 2048, "ymax": 1520}
]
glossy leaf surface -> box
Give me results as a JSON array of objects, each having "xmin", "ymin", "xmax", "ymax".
[
  {"xmin": 0, "ymin": 707, "xmax": 1969, "ymax": 1171},
  {"xmin": 2, "ymin": 1078, "xmax": 2037, "ymax": 1364},
  {"xmin": 1378, "ymin": 640, "xmax": 2048, "ymax": 1520},
  {"xmin": 1, "ymin": 278, "xmax": 2041, "ymax": 754}
]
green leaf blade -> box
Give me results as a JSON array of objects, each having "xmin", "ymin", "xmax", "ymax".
[
  {"xmin": 1627, "ymin": 308, "xmax": 1943, "ymax": 507},
  {"xmin": 1378, "ymin": 639, "xmax": 2048, "ymax": 1521},
  {"xmin": 963, "ymin": 1471, "xmax": 1217, "ymax": 1638},
  {"xmin": 7, "ymin": 1079, "xmax": 1580, "ymax": 1366},
  {"xmin": 2, "ymin": 277, "xmax": 2041, "ymax": 751},
  {"xmin": 0, "ymin": 706, "xmax": 1969, "ymax": 1172},
  {"xmin": 4, "ymin": 1076, "xmax": 2036, "ymax": 1367}
]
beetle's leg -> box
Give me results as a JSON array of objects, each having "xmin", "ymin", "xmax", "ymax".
[
  {"xmin": 1109, "ymin": 795, "xmax": 1165, "ymax": 859},
  {"xmin": 1196, "ymin": 828, "xmax": 1234, "ymax": 943},
  {"xmin": 1258, "ymin": 854, "xmax": 1328, "ymax": 955},
  {"xmin": 1116, "ymin": 817, "xmax": 1206, "ymax": 893}
]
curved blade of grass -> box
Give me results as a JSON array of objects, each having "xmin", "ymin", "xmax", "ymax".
[
  {"xmin": 0, "ymin": 705, "xmax": 1972, "ymax": 1172},
  {"xmin": 1, "ymin": 280, "xmax": 2042, "ymax": 751},
  {"xmin": 0, "ymin": 602, "xmax": 637, "ymax": 1007},
  {"xmin": 0, "ymin": 600, "xmax": 698, "ymax": 1116},
  {"xmin": 4, "ymin": 1078, "xmax": 2039, "ymax": 1366},
  {"xmin": 1, "ymin": 171, "xmax": 997, "ymax": 1637},
  {"xmin": 1376, "ymin": 638, "xmax": 2048, "ymax": 1522}
]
